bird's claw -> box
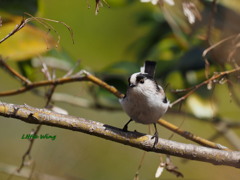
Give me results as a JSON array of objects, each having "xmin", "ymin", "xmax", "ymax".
[{"xmin": 151, "ymin": 132, "xmax": 159, "ymax": 148}]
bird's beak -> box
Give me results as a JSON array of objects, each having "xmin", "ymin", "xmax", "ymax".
[{"xmin": 129, "ymin": 83, "xmax": 135, "ymax": 88}]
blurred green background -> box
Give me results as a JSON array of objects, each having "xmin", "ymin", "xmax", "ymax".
[{"xmin": 1, "ymin": 0, "xmax": 240, "ymax": 179}]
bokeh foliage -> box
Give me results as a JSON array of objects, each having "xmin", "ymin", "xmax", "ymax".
[{"xmin": 1, "ymin": 0, "xmax": 240, "ymax": 179}]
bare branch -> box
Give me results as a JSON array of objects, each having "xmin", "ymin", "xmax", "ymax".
[
  {"xmin": 0, "ymin": 102, "xmax": 240, "ymax": 168},
  {"xmin": 0, "ymin": 58, "xmax": 31, "ymax": 85},
  {"xmin": 170, "ymin": 66, "xmax": 240, "ymax": 106},
  {"xmin": 0, "ymin": 14, "xmax": 74, "ymax": 45},
  {"xmin": 0, "ymin": 69, "xmax": 123, "ymax": 98},
  {"xmin": 0, "ymin": 59, "xmax": 232, "ymax": 151},
  {"xmin": 157, "ymin": 119, "xmax": 230, "ymax": 151},
  {"xmin": 17, "ymin": 125, "xmax": 41, "ymax": 172},
  {"xmin": 17, "ymin": 61, "xmax": 58, "ymax": 172},
  {"xmin": 214, "ymin": 121, "xmax": 240, "ymax": 150},
  {"xmin": 202, "ymin": 34, "xmax": 238, "ymax": 58}
]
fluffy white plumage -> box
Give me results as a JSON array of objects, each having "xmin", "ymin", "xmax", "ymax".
[
  {"xmin": 120, "ymin": 73, "xmax": 169, "ymax": 124},
  {"xmin": 119, "ymin": 61, "xmax": 169, "ymax": 126}
]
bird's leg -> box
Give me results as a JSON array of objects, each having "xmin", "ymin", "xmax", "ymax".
[
  {"xmin": 123, "ymin": 119, "xmax": 133, "ymax": 132},
  {"xmin": 151, "ymin": 123, "xmax": 159, "ymax": 147}
]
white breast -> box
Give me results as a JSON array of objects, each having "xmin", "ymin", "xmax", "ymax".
[{"xmin": 119, "ymin": 86, "xmax": 169, "ymax": 124}]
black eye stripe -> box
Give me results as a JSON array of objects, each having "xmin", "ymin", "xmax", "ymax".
[
  {"xmin": 136, "ymin": 73, "xmax": 153, "ymax": 83},
  {"xmin": 136, "ymin": 74, "xmax": 145, "ymax": 83}
]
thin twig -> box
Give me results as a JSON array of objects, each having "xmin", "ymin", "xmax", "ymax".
[
  {"xmin": 170, "ymin": 66, "xmax": 240, "ymax": 106},
  {"xmin": 0, "ymin": 14, "xmax": 74, "ymax": 45},
  {"xmin": 63, "ymin": 60, "xmax": 80, "ymax": 78},
  {"xmin": 0, "ymin": 70, "xmax": 123, "ymax": 98},
  {"xmin": 0, "ymin": 58, "xmax": 31, "ymax": 84},
  {"xmin": 17, "ymin": 125, "xmax": 41, "ymax": 172},
  {"xmin": 17, "ymin": 62, "xmax": 58, "ymax": 173},
  {"xmin": 214, "ymin": 121, "xmax": 240, "ymax": 150},
  {"xmin": 0, "ymin": 74, "xmax": 87, "ymax": 96},
  {"xmin": 202, "ymin": 34, "xmax": 239, "ymax": 78},
  {"xmin": 203, "ymin": 34, "xmax": 238, "ymax": 58},
  {"xmin": 0, "ymin": 18, "xmax": 27, "ymax": 44},
  {"xmin": 157, "ymin": 119, "xmax": 230, "ymax": 151},
  {"xmin": 134, "ymin": 152, "xmax": 146, "ymax": 179},
  {"xmin": 134, "ymin": 126, "xmax": 152, "ymax": 179}
]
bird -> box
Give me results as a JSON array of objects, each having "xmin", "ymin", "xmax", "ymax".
[{"xmin": 119, "ymin": 60, "xmax": 169, "ymax": 146}]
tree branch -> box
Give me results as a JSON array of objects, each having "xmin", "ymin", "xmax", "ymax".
[
  {"xmin": 170, "ymin": 66, "xmax": 240, "ymax": 106},
  {"xmin": 0, "ymin": 14, "xmax": 74, "ymax": 45},
  {"xmin": 0, "ymin": 102, "xmax": 240, "ymax": 168},
  {"xmin": 0, "ymin": 69, "xmax": 123, "ymax": 98},
  {"xmin": 157, "ymin": 119, "xmax": 230, "ymax": 151},
  {"xmin": 0, "ymin": 58, "xmax": 31, "ymax": 84},
  {"xmin": 0, "ymin": 58, "xmax": 232, "ymax": 151}
]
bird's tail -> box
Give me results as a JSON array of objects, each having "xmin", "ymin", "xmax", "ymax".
[{"xmin": 140, "ymin": 60, "xmax": 156, "ymax": 78}]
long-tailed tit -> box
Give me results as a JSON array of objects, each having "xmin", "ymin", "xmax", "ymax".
[{"xmin": 119, "ymin": 60, "xmax": 169, "ymax": 146}]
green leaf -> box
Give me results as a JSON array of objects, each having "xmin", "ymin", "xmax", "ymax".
[{"xmin": 17, "ymin": 59, "xmax": 35, "ymax": 80}]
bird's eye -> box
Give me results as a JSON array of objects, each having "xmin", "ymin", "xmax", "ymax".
[{"xmin": 139, "ymin": 79, "xmax": 144, "ymax": 84}]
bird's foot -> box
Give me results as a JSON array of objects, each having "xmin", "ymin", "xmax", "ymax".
[
  {"xmin": 123, "ymin": 124, "xmax": 129, "ymax": 132},
  {"xmin": 122, "ymin": 119, "xmax": 133, "ymax": 132},
  {"xmin": 151, "ymin": 131, "xmax": 159, "ymax": 148}
]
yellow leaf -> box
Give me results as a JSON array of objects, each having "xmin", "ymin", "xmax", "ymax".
[{"xmin": 0, "ymin": 21, "xmax": 55, "ymax": 61}]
